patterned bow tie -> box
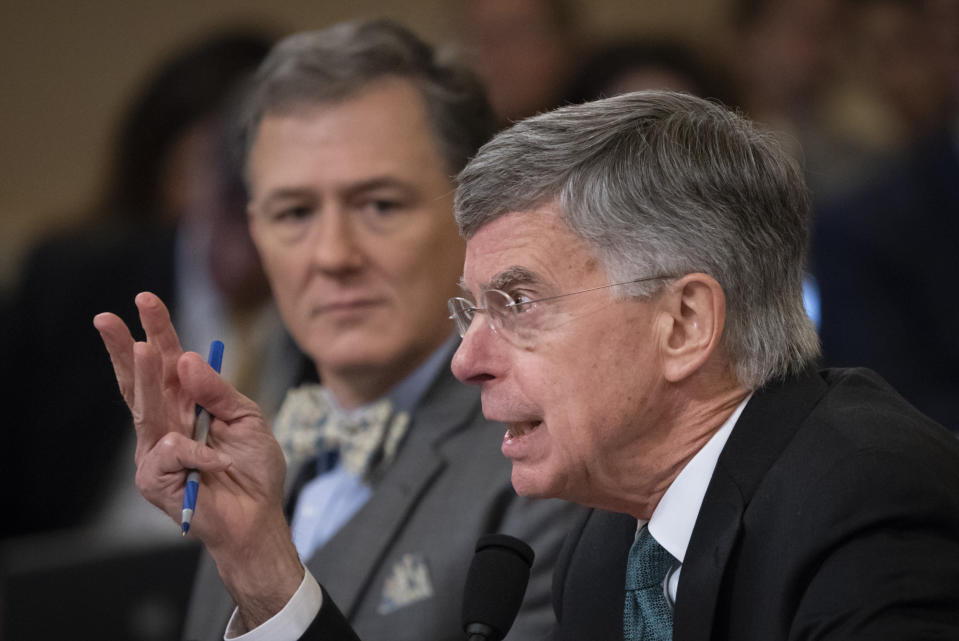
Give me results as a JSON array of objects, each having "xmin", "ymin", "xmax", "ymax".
[{"xmin": 273, "ymin": 384, "xmax": 410, "ymax": 483}]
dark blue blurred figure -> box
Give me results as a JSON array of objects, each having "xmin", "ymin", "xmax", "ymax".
[
  {"xmin": 563, "ymin": 38, "xmax": 733, "ymax": 107},
  {"xmin": 811, "ymin": 0, "xmax": 959, "ymax": 433},
  {"xmin": 0, "ymin": 27, "xmax": 294, "ymax": 641},
  {"xmin": 1, "ymin": 29, "xmax": 275, "ymax": 539},
  {"xmin": 812, "ymin": 126, "xmax": 959, "ymax": 433}
]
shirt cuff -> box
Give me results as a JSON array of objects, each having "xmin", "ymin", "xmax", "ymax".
[{"xmin": 224, "ymin": 569, "xmax": 323, "ymax": 641}]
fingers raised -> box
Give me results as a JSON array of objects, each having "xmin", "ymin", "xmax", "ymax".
[
  {"xmin": 135, "ymin": 292, "xmax": 184, "ymax": 390},
  {"xmin": 93, "ymin": 312, "xmax": 136, "ymax": 407},
  {"xmin": 132, "ymin": 341, "xmax": 173, "ymax": 460}
]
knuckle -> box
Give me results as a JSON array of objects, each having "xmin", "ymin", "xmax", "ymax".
[{"xmin": 157, "ymin": 432, "xmax": 181, "ymax": 450}]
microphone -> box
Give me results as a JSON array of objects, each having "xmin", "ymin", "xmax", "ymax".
[{"xmin": 462, "ymin": 534, "xmax": 535, "ymax": 641}]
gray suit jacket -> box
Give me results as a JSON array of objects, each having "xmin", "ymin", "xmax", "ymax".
[{"xmin": 183, "ymin": 361, "xmax": 581, "ymax": 641}]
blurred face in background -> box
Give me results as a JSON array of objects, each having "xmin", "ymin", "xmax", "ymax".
[
  {"xmin": 160, "ymin": 121, "xmax": 222, "ymax": 223},
  {"xmin": 848, "ymin": 0, "xmax": 959, "ymax": 136},
  {"xmin": 165, "ymin": 119, "xmax": 271, "ymax": 311},
  {"xmin": 247, "ymin": 78, "xmax": 466, "ymax": 407},
  {"xmin": 461, "ymin": 0, "xmax": 577, "ymax": 123},
  {"xmin": 736, "ymin": 0, "xmax": 841, "ymax": 114}
]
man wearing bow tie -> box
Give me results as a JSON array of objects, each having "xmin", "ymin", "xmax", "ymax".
[{"xmin": 95, "ymin": 19, "xmax": 579, "ymax": 641}]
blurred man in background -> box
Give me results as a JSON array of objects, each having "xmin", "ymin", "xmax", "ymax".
[{"xmin": 97, "ymin": 19, "xmax": 579, "ymax": 641}]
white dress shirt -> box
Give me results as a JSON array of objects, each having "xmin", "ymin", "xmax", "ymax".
[{"xmin": 646, "ymin": 394, "xmax": 751, "ymax": 602}]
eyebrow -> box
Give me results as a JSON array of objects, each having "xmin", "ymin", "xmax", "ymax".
[
  {"xmin": 255, "ymin": 176, "xmax": 419, "ymax": 209},
  {"xmin": 255, "ymin": 187, "xmax": 314, "ymax": 209},
  {"xmin": 341, "ymin": 176, "xmax": 417, "ymax": 200},
  {"xmin": 459, "ymin": 265, "xmax": 544, "ymax": 297}
]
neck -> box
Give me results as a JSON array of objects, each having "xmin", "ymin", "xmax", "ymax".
[
  {"xmin": 319, "ymin": 366, "xmax": 408, "ymax": 410},
  {"xmin": 317, "ymin": 338, "xmax": 452, "ymax": 410},
  {"xmin": 595, "ymin": 377, "xmax": 750, "ymax": 521}
]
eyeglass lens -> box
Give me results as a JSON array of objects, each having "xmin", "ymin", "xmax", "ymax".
[{"xmin": 448, "ymin": 290, "xmax": 536, "ymax": 347}]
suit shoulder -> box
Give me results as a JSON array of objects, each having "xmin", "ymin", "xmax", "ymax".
[{"xmin": 814, "ymin": 368, "xmax": 957, "ymax": 453}]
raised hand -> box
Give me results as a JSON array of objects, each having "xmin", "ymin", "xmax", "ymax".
[{"xmin": 94, "ymin": 292, "xmax": 302, "ymax": 628}]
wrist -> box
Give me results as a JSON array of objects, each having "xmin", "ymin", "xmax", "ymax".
[{"xmin": 211, "ymin": 513, "xmax": 304, "ymax": 632}]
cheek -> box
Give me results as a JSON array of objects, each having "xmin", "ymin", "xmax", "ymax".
[
  {"xmin": 534, "ymin": 331, "xmax": 641, "ymax": 443},
  {"xmin": 534, "ymin": 331, "xmax": 606, "ymax": 400},
  {"xmin": 262, "ymin": 255, "xmax": 299, "ymax": 301},
  {"xmin": 518, "ymin": 351, "xmax": 589, "ymax": 438},
  {"xmin": 259, "ymin": 250, "xmax": 310, "ymax": 322}
]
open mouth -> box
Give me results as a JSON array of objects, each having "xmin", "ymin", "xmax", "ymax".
[{"xmin": 506, "ymin": 419, "xmax": 543, "ymax": 440}]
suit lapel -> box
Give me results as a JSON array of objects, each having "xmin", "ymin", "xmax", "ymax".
[
  {"xmin": 554, "ymin": 509, "xmax": 636, "ymax": 641},
  {"xmin": 303, "ymin": 362, "xmax": 480, "ymax": 617},
  {"xmin": 674, "ymin": 369, "xmax": 828, "ymax": 641},
  {"xmin": 672, "ymin": 470, "xmax": 742, "ymax": 641}
]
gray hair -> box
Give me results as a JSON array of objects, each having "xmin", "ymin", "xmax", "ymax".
[
  {"xmin": 455, "ymin": 90, "xmax": 820, "ymax": 389},
  {"xmin": 235, "ymin": 18, "xmax": 495, "ymax": 177}
]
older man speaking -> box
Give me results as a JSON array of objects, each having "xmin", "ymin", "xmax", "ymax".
[{"xmin": 99, "ymin": 89, "xmax": 959, "ymax": 640}]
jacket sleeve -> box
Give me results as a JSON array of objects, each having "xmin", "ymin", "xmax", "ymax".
[{"xmin": 299, "ymin": 586, "xmax": 363, "ymax": 641}]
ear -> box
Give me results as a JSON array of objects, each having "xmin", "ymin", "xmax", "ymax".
[{"xmin": 658, "ymin": 273, "xmax": 726, "ymax": 383}]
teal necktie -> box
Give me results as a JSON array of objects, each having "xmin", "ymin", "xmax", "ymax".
[{"xmin": 624, "ymin": 525, "xmax": 676, "ymax": 641}]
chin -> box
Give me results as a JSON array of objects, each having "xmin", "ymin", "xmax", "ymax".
[
  {"xmin": 310, "ymin": 334, "xmax": 393, "ymax": 367},
  {"xmin": 509, "ymin": 467, "xmax": 558, "ymax": 500}
]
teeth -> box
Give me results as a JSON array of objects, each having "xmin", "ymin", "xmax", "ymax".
[{"xmin": 506, "ymin": 420, "xmax": 541, "ymax": 439}]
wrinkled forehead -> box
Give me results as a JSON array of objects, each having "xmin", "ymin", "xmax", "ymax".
[{"xmin": 461, "ymin": 207, "xmax": 603, "ymax": 294}]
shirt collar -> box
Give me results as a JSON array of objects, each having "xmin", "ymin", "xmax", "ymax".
[{"xmin": 647, "ymin": 393, "xmax": 752, "ymax": 563}]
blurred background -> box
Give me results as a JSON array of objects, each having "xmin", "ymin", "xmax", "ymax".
[
  {"xmin": 0, "ymin": 0, "xmax": 727, "ymax": 279},
  {"xmin": 4, "ymin": 0, "xmax": 956, "ymax": 287},
  {"xmin": 1, "ymin": 0, "xmax": 956, "ymax": 638}
]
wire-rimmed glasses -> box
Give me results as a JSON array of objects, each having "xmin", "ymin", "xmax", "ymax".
[{"xmin": 448, "ymin": 275, "xmax": 674, "ymax": 346}]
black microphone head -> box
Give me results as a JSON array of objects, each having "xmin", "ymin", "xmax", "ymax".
[{"xmin": 462, "ymin": 534, "xmax": 535, "ymax": 641}]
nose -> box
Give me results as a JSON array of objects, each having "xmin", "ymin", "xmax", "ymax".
[
  {"xmin": 451, "ymin": 319, "xmax": 499, "ymax": 385},
  {"xmin": 310, "ymin": 208, "xmax": 364, "ymax": 273}
]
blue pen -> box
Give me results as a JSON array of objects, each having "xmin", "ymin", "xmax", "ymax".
[{"xmin": 181, "ymin": 340, "xmax": 224, "ymax": 535}]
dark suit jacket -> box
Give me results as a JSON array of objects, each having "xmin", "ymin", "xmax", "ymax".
[
  {"xmin": 184, "ymin": 361, "xmax": 582, "ymax": 641},
  {"xmin": 552, "ymin": 368, "xmax": 959, "ymax": 640}
]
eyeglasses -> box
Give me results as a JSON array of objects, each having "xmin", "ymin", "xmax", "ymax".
[{"xmin": 448, "ymin": 275, "xmax": 674, "ymax": 346}]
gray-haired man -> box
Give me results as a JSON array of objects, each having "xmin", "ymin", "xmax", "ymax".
[{"xmin": 449, "ymin": 89, "xmax": 959, "ymax": 639}]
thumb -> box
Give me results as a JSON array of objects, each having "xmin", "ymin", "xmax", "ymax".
[
  {"xmin": 186, "ymin": 436, "xmax": 234, "ymax": 471},
  {"xmin": 177, "ymin": 351, "xmax": 260, "ymax": 424},
  {"xmin": 145, "ymin": 431, "xmax": 233, "ymax": 476}
]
